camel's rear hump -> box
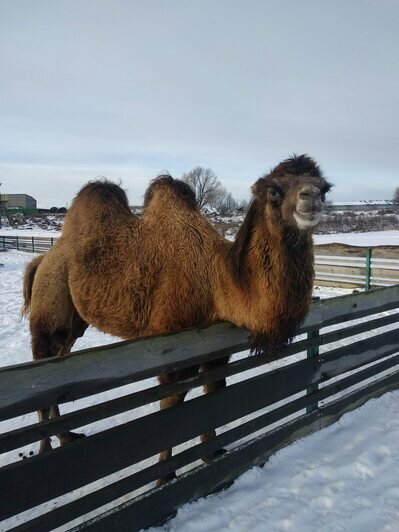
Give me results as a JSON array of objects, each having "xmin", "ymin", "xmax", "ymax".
[{"xmin": 62, "ymin": 179, "xmax": 133, "ymax": 237}]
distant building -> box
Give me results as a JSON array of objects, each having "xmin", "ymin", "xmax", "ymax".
[
  {"xmin": 329, "ymin": 200, "xmax": 398, "ymax": 212},
  {"xmin": 1, "ymin": 193, "xmax": 37, "ymax": 210}
]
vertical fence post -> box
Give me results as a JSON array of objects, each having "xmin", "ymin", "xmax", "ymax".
[
  {"xmin": 365, "ymin": 248, "xmax": 372, "ymax": 290},
  {"xmin": 32, "ymin": 236, "xmax": 35, "ymax": 253},
  {"xmin": 51, "ymin": 237, "xmax": 54, "ymax": 247},
  {"xmin": 307, "ymin": 296, "xmax": 321, "ymax": 414},
  {"xmin": 306, "ymin": 329, "xmax": 320, "ymax": 414},
  {"xmin": 16, "ymin": 236, "xmax": 19, "ymax": 251}
]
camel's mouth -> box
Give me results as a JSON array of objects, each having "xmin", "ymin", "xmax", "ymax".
[{"xmin": 293, "ymin": 211, "xmax": 321, "ymax": 230}]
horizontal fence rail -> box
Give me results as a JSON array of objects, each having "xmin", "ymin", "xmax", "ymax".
[
  {"xmin": 0, "ymin": 234, "xmax": 56, "ymax": 253},
  {"xmin": 0, "ymin": 286, "xmax": 399, "ymax": 530},
  {"xmin": 2, "ymin": 235, "xmax": 399, "ymax": 289}
]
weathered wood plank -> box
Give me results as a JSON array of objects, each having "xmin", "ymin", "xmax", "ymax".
[
  {"xmin": 319, "ymin": 354, "xmax": 399, "ymax": 401},
  {"xmin": 318, "ymin": 285, "xmax": 399, "ymax": 328},
  {"xmin": 371, "ymin": 246, "xmax": 399, "ymax": 260},
  {"xmin": 314, "ymin": 243, "xmax": 368, "ymax": 258},
  {"xmin": 315, "ymin": 263, "xmax": 366, "ymax": 278},
  {"xmin": 320, "ymin": 370, "xmax": 399, "ymax": 428},
  {"xmin": 315, "ymin": 256, "xmax": 365, "ymax": 264},
  {"xmin": 319, "ymin": 312, "xmax": 399, "ymax": 347},
  {"xmin": 0, "ymin": 357, "xmax": 319, "ymax": 520},
  {"xmin": 321, "ymin": 329, "xmax": 399, "ymax": 378},
  {"xmin": 371, "ymin": 267, "xmax": 399, "ymax": 280},
  {"xmin": 0, "ymin": 322, "xmax": 250, "ymax": 422},
  {"xmin": 314, "ymin": 279, "xmax": 362, "ymax": 289}
]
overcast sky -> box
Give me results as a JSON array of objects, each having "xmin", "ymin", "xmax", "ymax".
[{"xmin": 1, "ymin": 0, "xmax": 398, "ymax": 208}]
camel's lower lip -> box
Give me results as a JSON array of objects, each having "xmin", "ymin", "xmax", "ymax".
[{"xmin": 293, "ymin": 211, "xmax": 321, "ymax": 229}]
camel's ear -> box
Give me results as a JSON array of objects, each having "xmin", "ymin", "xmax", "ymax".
[{"xmin": 251, "ymin": 178, "xmax": 268, "ymax": 200}]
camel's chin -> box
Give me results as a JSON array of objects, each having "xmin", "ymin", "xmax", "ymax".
[{"xmin": 293, "ymin": 211, "xmax": 321, "ymax": 230}]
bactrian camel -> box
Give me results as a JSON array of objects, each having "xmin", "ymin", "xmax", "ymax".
[{"xmin": 23, "ymin": 154, "xmax": 331, "ymax": 478}]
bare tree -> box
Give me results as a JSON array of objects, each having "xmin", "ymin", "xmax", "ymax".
[
  {"xmin": 393, "ymin": 187, "xmax": 399, "ymax": 203},
  {"xmin": 216, "ymin": 191, "xmax": 238, "ymax": 214},
  {"xmin": 181, "ymin": 167, "xmax": 223, "ymax": 209},
  {"xmin": 238, "ymin": 199, "xmax": 249, "ymax": 211}
]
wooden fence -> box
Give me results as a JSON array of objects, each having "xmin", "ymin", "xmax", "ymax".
[
  {"xmin": 1, "ymin": 235, "xmax": 399, "ymax": 289},
  {"xmin": 1, "ymin": 286, "xmax": 399, "ymax": 530},
  {"xmin": 314, "ymin": 243, "xmax": 399, "ymax": 289}
]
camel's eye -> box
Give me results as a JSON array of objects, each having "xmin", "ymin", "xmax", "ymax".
[{"xmin": 268, "ymin": 187, "xmax": 283, "ymax": 200}]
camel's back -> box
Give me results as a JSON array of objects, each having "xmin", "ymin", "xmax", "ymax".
[{"xmin": 60, "ymin": 176, "xmax": 226, "ymax": 338}]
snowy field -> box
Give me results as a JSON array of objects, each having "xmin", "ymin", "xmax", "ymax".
[
  {"xmin": 0, "ymin": 247, "xmax": 399, "ymax": 530},
  {"xmin": 314, "ymin": 230, "xmax": 399, "ymax": 247}
]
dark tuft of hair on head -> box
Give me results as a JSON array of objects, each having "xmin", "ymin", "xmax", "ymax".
[{"xmin": 269, "ymin": 154, "xmax": 322, "ymax": 178}]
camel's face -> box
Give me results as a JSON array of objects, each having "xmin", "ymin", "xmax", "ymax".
[
  {"xmin": 253, "ymin": 156, "xmax": 332, "ymax": 232},
  {"xmin": 283, "ymin": 174, "xmax": 331, "ymax": 231}
]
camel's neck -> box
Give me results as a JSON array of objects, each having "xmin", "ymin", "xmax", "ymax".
[
  {"xmin": 217, "ymin": 204, "xmax": 314, "ymax": 349},
  {"xmin": 248, "ymin": 222, "xmax": 314, "ymax": 299}
]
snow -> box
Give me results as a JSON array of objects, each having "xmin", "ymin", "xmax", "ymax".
[
  {"xmin": 0, "ymin": 249, "xmax": 398, "ymax": 531},
  {"xmin": 314, "ymin": 230, "xmax": 399, "ymax": 247},
  {"xmin": 0, "ymin": 227, "xmax": 61, "ymax": 238},
  {"xmin": 332, "ymin": 200, "xmax": 395, "ymax": 206}
]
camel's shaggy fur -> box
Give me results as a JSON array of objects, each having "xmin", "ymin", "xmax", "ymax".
[{"xmin": 23, "ymin": 154, "xmax": 331, "ymax": 468}]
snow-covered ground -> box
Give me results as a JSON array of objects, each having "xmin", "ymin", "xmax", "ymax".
[
  {"xmin": 0, "ymin": 248, "xmax": 398, "ymax": 531},
  {"xmin": 0, "ymin": 227, "xmax": 61, "ymax": 238},
  {"xmin": 3, "ymin": 226, "xmax": 399, "ymax": 247},
  {"xmin": 314, "ymin": 230, "xmax": 399, "ymax": 247}
]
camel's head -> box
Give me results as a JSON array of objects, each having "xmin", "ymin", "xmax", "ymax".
[{"xmin": 252, "ymin": 154, "xmax": 332, "ymax": 231}]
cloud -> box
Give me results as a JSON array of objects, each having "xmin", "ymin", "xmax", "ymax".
[{"xmin": 1, "ymin": 0, "xmax": 398, "ymax": 205}]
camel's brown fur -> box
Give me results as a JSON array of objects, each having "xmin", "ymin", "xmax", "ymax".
[
  {"xmin": 21, "ymin": 253, "xmax": 45, "ymax": 318},
  {"xmin": 23, "ymin": 154, "xmax": 331, "ymax": 471}
]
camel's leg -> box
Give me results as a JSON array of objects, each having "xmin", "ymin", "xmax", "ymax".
[
  {"xmin": 31, "ymin": 323, "xmax": 69, "ymax": 453},
  {"xmin": 157, "ymin": 366, "xmax": 199, "ymax": 485},
  {"xmin": 53, "ymin": 311, "xmax": 88, "ymax": 446},
  {"xmin": 31, "ymin": 307, "xmax": 88, "ymax": 453},
  {"xmin": 37, "ymin": 408, "xmax": 53, "ymax": 453},
  {"xmin": 199, "ymin": 357, "xmax": 229, "ymax": 463}
]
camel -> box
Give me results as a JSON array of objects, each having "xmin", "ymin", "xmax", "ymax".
[{"xmin": 22, "ymin": 154, "xmax": 331, "ymax": 478}]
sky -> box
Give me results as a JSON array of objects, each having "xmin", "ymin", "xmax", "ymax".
[{"xmin": 1, "ymin": 0, "xmax": 398, "ymax": 208}]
